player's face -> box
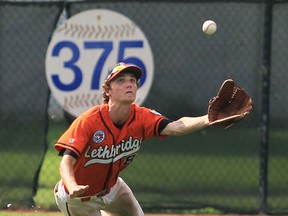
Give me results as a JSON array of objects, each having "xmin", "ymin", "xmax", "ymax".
[{"xmin": 108, "ymin": 73, "xmax": 138, "ymax": 104}]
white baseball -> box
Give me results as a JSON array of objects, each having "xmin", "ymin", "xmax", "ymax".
[{"xmin": 202, "ymin": 20, "xmax": 217, "ymax": 35}]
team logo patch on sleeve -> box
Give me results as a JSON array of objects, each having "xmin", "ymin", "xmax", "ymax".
[
  {"xmin": 93, "ymin": 130, "xmax": 105, "ymax": 143},
  {"xmin": 69, "ymin": 138, "xmax": 76, "ymax": 143}
]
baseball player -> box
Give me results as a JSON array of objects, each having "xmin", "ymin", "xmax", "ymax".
[{"xmin": 54, "ymin": 62, "xmax": 210, "ymax": 216}]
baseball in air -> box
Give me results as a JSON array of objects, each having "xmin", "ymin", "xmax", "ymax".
[{"xmin": 202, "ymin": 20, "xmax": 217, "ymax": 35}]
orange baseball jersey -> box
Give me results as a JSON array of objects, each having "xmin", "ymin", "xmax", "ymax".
[{"xmin": 55, "ymin": 103, "xmax": 168, "ymax": 197}]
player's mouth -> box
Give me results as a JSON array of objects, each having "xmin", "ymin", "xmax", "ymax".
[{"xmin": 125, "ymin": 91, "xmax": 134, "ymax": 95}]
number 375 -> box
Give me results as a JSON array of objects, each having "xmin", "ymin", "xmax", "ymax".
[{"xmin": 50, "ymin": 40, "xmax": 147, "ymax": 91}]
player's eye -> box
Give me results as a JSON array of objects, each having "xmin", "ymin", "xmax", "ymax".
[
  {"xmin": 115, "ymin": 76, "xmax": 136, "ymax": 85},
  {"xmin": 116, "ymin": 77, "xmax": 125, "ymax": 83},
  {"xmin": 130, "ymin": 78, "xmax": 136, "ymax": 83}
]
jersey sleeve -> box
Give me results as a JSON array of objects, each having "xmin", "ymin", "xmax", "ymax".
[
  {"xmin": 158, "ymin": 118, "xmax": 173, "ymax": 133},
  {"xmin": 140, "ymin": 107, "xmax": 170, "ymax": 139},
  {"xmin": 54, "ymin": 115, "xmax": 93, "ymax": 157}
]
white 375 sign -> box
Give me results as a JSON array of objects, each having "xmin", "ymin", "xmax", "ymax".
[{"xmin": 45, "ymin": 9, "xmax": 154, "ymax": 117}]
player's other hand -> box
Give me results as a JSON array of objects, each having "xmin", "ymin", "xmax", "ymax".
[{"xmin": 69, "ymin": 185, "xmax": 89, "ymax": 198}]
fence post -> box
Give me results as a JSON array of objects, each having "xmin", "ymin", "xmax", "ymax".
[{"xmin": 259, "ymin": 0, "xmax": 273, "ymax": 214}]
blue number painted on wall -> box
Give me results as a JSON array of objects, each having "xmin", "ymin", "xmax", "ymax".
[
  {"xmin": 84, "ymin": 41, "xmax": 113, "ymax": 90},
  {"xmin": 118, "ymin": 41, "xmax": 146, "ymax": 86},
  {"xmin": 51, "ymin": 41, "xmax": 82, "ymax": 91},
  {"xmin": 50, "ymin": 40, "xmax": 146, "ymax": 91}
]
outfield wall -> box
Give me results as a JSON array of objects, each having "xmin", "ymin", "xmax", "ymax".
[{"xmin": 0, "ymin": 0, "xmax": 287, "ymax": 214}]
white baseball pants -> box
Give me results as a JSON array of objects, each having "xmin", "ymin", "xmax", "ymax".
[{"xmin": 54, "ymin": 177, "xmax": 144, "ymax": 216}]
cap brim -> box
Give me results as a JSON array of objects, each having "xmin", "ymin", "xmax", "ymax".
[{"xmin": 107, "ymin": 65, "xmax": 143, "ymax": 82}]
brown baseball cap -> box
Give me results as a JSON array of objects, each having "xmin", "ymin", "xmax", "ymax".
[{"xmin": 106, "ymin": 62, "xmax": 143, "ymax": 82}]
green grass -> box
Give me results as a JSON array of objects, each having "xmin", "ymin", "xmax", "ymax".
[
  {"xmin": 0, "ymin": 211, "xmax": 61, "ymax": 216},
  {"xmin": 2, "ymin": 122, "xmax": 288, "ymax": 214}
]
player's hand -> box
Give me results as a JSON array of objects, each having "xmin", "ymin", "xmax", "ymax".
[{"xmin": 69, "ymin": 185, "xmax": 89, "ymax": 198}]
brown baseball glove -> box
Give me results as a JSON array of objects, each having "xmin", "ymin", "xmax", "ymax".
[{"xmin": 208, "ymin": 79, "xmax": 253, "ymax": 129}]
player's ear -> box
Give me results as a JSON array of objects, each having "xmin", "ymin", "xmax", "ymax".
[{"xmin": 104, "ymin": 88, "xmax": 110, "ymax": 96}]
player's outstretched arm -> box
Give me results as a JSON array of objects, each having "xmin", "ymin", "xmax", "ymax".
[
  {"xmin": 59, "ymin": 155, "xmax": 89, "ymax": 198},
  {"xmin": 161, "ymin": 115, "xmax": 209, "ymax": 136}
]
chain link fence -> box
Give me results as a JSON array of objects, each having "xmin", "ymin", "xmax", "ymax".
[{"xmin": 0, "ymin": 0, "xmax": 287, "ymax": 214}]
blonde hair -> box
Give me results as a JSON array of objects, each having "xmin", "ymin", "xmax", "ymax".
[{"xmin": 101, "ymin": 80, "xmax": 110, "ymax": 104}]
